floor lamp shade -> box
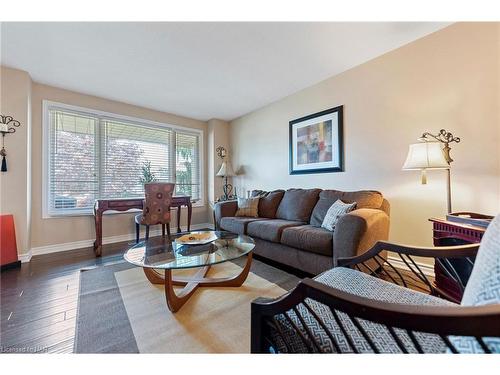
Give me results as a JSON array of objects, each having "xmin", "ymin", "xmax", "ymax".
[
  {"xmin": 403, "ymin": 140, "xmax": 454, "ymax": 213},
  {"xmin": 402, "ymin": 142, "xmax": 450, "ymax": 171}
]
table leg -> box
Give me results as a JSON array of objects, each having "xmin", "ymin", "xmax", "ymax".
[
  {"xmin": 170, "ymin": 252, "xmax": 253, "ymax": 287},
  {"xmin": 93, "ymin": 207, "xmax": 103, "ymax": 257},
  {"xmin": 177, "ymin": 206, "xmax": 182, "ymax": 233},
  {"xmin": 141, "ymin": 252, "xmax": 253, "ymax": 313},
  {"xmin": 164, "ymin": 266, "xmax": 210, "ymax": 312},
  {"xmin": 187, "ymin": 201, "xmax": 192, "ymax": 232}
]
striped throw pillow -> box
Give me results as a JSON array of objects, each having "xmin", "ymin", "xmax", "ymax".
[
  {"xmin": 321, "ymin": 200, "xmax": 357, "ymax": 231},
  {"xmin": 235, "ymin": 197, "xmax": 260, "ymax": 217}
]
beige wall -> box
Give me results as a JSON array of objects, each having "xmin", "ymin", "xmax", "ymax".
[
  {"xmin": 0, "ymin": 66, "xmax": 32, "ymax": 255},
  {"xmin": 2, "ymin": 22, "xmax": 499, "ymax": 257},
  {"xmin": 207, "ymin": 119, "xmax": 232, "ymax": 225},
  {"xmin": 230, "ymin": 22, "xmax": 500, "ymax": 247},
  {"xmin": 207, "ymin": 119, "xmax": 231, "ymax": 203},
  {"xmin": 29, "ymin": 83, "xmax": 209, "ymax": 249}
]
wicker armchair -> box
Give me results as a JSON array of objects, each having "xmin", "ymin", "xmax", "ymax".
[{"xmin": 250, "ymin": 215, "xmax": 500, "ymax": 354}]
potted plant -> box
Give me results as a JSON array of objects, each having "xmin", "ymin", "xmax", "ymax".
[{"xmin": 139, "ymin": 161, "xmax": 157, "ymax": 184}]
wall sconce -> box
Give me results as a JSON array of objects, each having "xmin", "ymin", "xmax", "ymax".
[
  {"xmin": 216, "ymin": 146, "xmax": 227, "ymax": 159},
  {"xmin": 403, "ymin": 129, "xmax": 460, "ymax": 213},
  {"xmin": 0, "ymin": 115, "xmax": 21, "ymax": 172}
]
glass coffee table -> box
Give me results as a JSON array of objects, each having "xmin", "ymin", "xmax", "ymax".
[{"xmin": 124, "ymin": 231, "xmax": 255, "ymax": 312}]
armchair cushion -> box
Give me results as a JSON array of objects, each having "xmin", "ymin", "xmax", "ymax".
[
  {"xmin": 461, "ymin": 214, "xmax": 500, "ymax": 307},
  {"xmin": 281, "ymin": 225, "xmax": 333, "ymax": 257},
  {"xmin": 449, "ymin": 214, "xmax": 500, "ymax": 353},
  {"xmin": 272, "ymin": 267, "xmax": 454, "ymax": 353}
]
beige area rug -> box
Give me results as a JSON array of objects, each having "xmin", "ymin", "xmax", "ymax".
[{"xmin": 114, "ymin": 262, "xmax": 287, "ymax": 353}]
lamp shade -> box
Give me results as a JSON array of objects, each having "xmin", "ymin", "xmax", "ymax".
[
  {"xmin": 216, "ymin": 161, "xmax": 236, "ymax": 177},
  {"xmin": 402, "ymin": 142, "xmax": 450, "ymax": 170}
]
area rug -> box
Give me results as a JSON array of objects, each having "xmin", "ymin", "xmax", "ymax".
[{"xmin": 75, "ymin": 257, "xmax": 299, "ymax": 353}]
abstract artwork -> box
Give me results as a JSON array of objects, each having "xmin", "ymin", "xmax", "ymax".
[{"xmin": 289, "ymin": 106, "xmax": 344, "ymax": 174}]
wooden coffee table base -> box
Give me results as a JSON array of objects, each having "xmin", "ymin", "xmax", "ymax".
[{"xmin": 142, "ymin": 252, "xmax": 253, "ymax": 312}]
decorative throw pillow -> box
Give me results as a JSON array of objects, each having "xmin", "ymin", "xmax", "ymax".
[
  {"xmin": 235, "ymin": 197, "xmax": 260, "ymax": 217},
  {"xmin": 321, "ymin": 199, "xmax": 357, "ymax": 231}
]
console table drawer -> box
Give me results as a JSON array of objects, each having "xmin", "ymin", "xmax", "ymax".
[{"xmin": 108, "ymin": 199, "xmax": 143, "ymax": 208}]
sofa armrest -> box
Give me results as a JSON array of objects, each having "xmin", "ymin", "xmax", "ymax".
[
  {"xmin": 332, "ymin": 208, "xmax": 389, "ymax": 266},
  {"xmin": 214, "ymin": 200, "xmax": 238, "ymax": 229}
]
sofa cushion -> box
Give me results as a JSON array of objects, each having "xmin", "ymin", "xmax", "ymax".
[
  {"xmin": 219, "ymin": 217, "xmax": 266, "ymax": 235},
  {"xmin": 276, "ymin": 188, "xmax": 321, "ymax": 222},
  {"xmin": 281, "ymin": 225, "xmax": 333, "ymax": 257},
  {"xmin": 272, "ymin": 267, "xmax": 454, "ymax": 353},
  {"xmin": 310, "ymin": 190, "xmax": 384, "ymax": 227},
  {"xmin": 251, "ymin": 190, "xmax": 285, "ymax": 218},
  {"xmin": 247, "ymin": 219, "xmax": 305, "ymax": 243}
]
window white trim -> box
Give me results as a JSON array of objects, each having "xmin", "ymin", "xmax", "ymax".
[{"xmin": 42, "ymin": 100, "xmax": 204, "ymax": 218}]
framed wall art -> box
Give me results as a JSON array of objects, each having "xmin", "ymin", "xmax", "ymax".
[{"xmin": 289, "ymin": 105, "xmax": 344, "ymax": 175}]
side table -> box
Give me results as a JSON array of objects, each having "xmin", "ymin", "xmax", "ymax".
[{"xmin": 429, "ymin": 217, "xmax": 486, "ymax": 303}]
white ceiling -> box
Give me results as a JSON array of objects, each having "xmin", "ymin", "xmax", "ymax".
[{"xmin": 1, "ymin": 22, "xmax": 450, "ymax": 121}]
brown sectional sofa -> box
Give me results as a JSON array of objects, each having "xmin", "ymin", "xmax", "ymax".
[{"xmin": 214, "ymin": 188, "xmax": 390, "ymax": 275}]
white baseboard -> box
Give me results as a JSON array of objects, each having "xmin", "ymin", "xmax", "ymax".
[
  {"xmin": 387, "ymin": 255, "xmax": 435, "ymax": 277},
  {"xmin": 27, "ymin": 223, "xmax": 213, "ymax": 260},
  {"xmin": 19, "ymin": 251, "xmax": 33, "ymax": 263}
]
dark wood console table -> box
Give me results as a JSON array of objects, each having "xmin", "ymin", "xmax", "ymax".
[
  {"xmin": 93, "ymin": 196, "xmax": 192, "ymax": 257},
  {"xmin": 429, "ymin": 217, "xmax": 486, "ymax": 302}
]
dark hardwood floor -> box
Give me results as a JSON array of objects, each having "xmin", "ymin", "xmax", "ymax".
[
  {"xmin": 1, "ymin": 240, "xmax": 132, "ymax": 353},
  {"xmin": 1, "ymin": 238, "xmax": 434, "ymax": 354}
]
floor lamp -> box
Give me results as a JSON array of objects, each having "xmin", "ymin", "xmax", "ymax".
[{"xmin": 403, "ymin": 129, "xmax": 460, "ymax": 214}]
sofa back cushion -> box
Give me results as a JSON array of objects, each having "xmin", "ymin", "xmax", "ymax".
[
  {"xmin": 310, "ymin": 190, "xmax": 384, "ymax": 226},
  {"xmin": 251, "ymin": 189, "xmax": 285, "ymax": 218},
  {"xmin": 275, "ymin": 188, "xmax": 321, "ymax": 222}
]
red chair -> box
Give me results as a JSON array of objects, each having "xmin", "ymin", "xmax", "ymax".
[{"xmin": 0, "ymin": 214, "xmax": 20, "ymax": 270}]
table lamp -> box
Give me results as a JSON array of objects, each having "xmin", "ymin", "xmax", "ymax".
[
  {"xmin": 216, "ymin": 161, "xmax": 236, "ymax": 200},
  {"xmin": 215, "ymin": 146, "xmax": 236, "ymax": 200},
  {"xmin": 403, "ymin": 129, "xmax": 460, "ymax": 213}
]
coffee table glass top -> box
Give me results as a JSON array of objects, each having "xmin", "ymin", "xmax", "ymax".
[{"xmin": 124, "ymin": 231, "xmax": 255, "ymax": 270}]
